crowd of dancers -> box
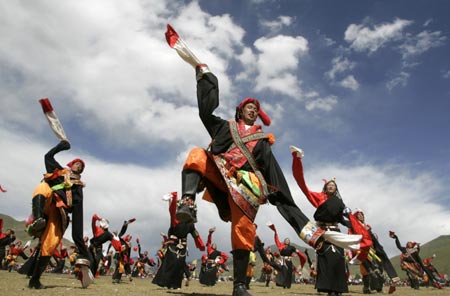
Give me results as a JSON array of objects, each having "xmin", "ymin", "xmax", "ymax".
[
  {"xmin": 1, "ymin": 213, "xmax": 448, "ymax": 294},
  {"xmin": 0, "ymin": 24, "xmax": 448, "ymax": 296}
]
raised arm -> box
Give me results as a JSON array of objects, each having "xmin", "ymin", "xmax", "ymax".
[
  {"xmin": 291, "ymin": 147, "xmax": 324, "ymax": 208},
  {"xmin": 168, "ymin": 192, "xmax": 178, "ymax": 227},
  {"xmin": 268, "ymin": 224, "xmax": 284, "ymax": 251},
  {"xmin": 295, "ymin": 249, "xmax": 307, "ymax": 269},
  {"xmin": 91, "ymin": 214, "xmax": 102, "ymax": 236},
  {"xmin": 390, "ymin": 232, "xmax": 407, "ymax": 254},
  {"xmin": 44, "ymin": 140, "xmax": 71, "ymax": 173},
  {"xmin": 254, "ymin": 235, "xmax": 270, "ymax": 264},
  {"xmin": 207, "ymin": 227, "xmax": 214, "ymax": 254},
  {"xmin": 190, "ymin": 227, "xmax": 205, "ymax": 251}
]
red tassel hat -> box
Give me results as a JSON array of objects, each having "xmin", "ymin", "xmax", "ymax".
[{"xmin": 235, "ymin": 97, "xmax": 271, "ymax": 126}]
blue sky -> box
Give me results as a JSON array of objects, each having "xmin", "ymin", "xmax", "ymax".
[{"xmin": 1, "ymin": 0, "xmax": 449, "ymax": 262}]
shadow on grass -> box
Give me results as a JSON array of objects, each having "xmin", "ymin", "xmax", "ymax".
[{"xmin": 167, "ymin": 291, "xmax": 230, "ymax": 296}]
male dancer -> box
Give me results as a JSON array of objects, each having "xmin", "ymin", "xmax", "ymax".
[
  {"xmin": 166, "ymin": 24, "xmax": 361, "ymax": 296},
  {"xmin": 27, "ymin": 140, "xmax": 92, "ymax": 289}
]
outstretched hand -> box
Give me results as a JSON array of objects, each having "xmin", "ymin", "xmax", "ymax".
[
  {"xmin": 342, "ymin": 207, "xmax": 352, "ymax": 216},
  {"xmin": 266, "ymin": 222, "xmax": 276, "ymax": 232},
  {"xmin": 162, "ymin": 193, "xmax": 173, "ymax": 201},
  {"xmin": 290, "ymin": 145, "xmax": 304, "ymax": 158},
  {"xmin": 59, "ymin": 139, "xmax": 71, "ymax": 150}
]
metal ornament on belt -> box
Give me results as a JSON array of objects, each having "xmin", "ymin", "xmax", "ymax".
[
  {"xmin": 176, "ymin": 198, "xmax": 197, "ymax": 219},
  {"xmin": 168, "ymin": 244, "xmax": 187, "ymax": 259}
]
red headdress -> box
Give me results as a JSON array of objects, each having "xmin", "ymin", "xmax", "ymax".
[
  {"xmin": 67, "ymin": 158, "xmax": 85, "ymax": 173},
  {"xmin": 235, "ymin": 97, "xmax": 271, "ymax": 126},
  {"xmin": 406, "ymin": 241, "xmax": 417, "ymax": 248},
  {"xmin": 322, "ymin": 178, "xmax": 337, "ymax": 192}
]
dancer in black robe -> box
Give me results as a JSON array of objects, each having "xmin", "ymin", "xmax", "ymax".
[{"xmin": 152, "ymin": 192, "xmax": 205, "ymax": 289}]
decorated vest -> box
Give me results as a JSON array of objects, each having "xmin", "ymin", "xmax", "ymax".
[
  {"xmin": 221, "ymin": 121, "xmax": 265, "ymax": 169},
  {"xmin": 210, "ymin": 120, "xmax": 270, "ymax": 221}
]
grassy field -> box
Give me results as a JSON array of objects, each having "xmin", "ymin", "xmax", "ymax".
[{"xmin": 0, "ymin": 270, "xmax": 447, "ymax": 296}]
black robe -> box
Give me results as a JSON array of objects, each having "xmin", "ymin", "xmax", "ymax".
[
  {"xmin": 199, "ymin": 249, "xmax": 223, "ymax": 286},
  {"xmin": 197, "ymin": 73, "xmax": 310, "ymax": 233},
  {"xmin": 152, "ymin": 222, "xmax": 200, "ymax": 289},
  {"xmin": 274, "ymin": 245, "xmax": 296, "ymax": 289},
  {"xmin": 314, "ymin": 194, "xmax": 348, "ymax": 294}
]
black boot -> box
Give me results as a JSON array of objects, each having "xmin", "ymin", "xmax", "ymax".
[
  {"xmin": 362, "ymin": 275, "xmax": 371, "ymax": 294},
  {"xmin": 27, "ymin": 195, "xmax": 47, "ymax": 237},
  {"xmin": 245, "ymin": 276, "xmax": 251, "ymax": 289},
  {"xmin": 29, "ymin": 255, "xmax": 51, "ymax": 289},
  {"xmin": 176, "ymin": 169, "xmax": 202, "ymax": 223},
  {"xmin": 232, "ymin": 249, "xmax": 252, "ymax": 296}
]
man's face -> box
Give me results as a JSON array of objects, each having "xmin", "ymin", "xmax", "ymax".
[
  {"xmin": 240, "ymin": 103, "xmax": 258, "ymax": 125},
  {"xmin": 71, "ymin": 161, "xmax": 83, "ymax": 174}
]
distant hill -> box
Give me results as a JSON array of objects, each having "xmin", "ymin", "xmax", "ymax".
[
  {"xmin": 0, "ymin": 213, "xmax": 75, "ymax": 264},
  {"xmin": 242, "ymin": 238, "xmax": 450, "ymax": 280},
  {"xmin": 389, "ymin": 235, "xmax": 450, "ymax": 277}
]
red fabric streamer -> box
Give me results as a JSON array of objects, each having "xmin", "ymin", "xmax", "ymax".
[
  {"xmin": 39, "ymin": 98, "xmax": 54, "ymax": 113},
  {"xmin": 0, "ymin": 185, "xmax": 6, "ymax": 193},
  {"xmin": 38, "ymin": 97, "xmax": 68, "ymax": 141},
  {"xmin": 164, "ymin": 23, "xmax": 201, "ymax": 68},
  {"xmin": 165, "ymin": 24, "xmax": 179, "ymax": 48}
]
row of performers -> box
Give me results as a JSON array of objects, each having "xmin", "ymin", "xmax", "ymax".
[{"xmin": 1, "ymin": 203, "xmax": 447, "ymax": 293}]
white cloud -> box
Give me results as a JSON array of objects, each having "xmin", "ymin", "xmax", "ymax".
[
  {"xmin": 236, "ymin": 47, "xmax": 258, "ymax": 80},
  {"xmin": 386, "ymin": 71, "xmax": 410, "ymax": 91},
  {"xmin": 260, "ymin": 16, "xmax": 294, "ymax": 33},
  {"xmin": 253, "ymin": 35, "xmax": 308, "ymax": 97},
  {"xmin": 398, "ymin": 30, "xmax": 447, "ymax": 59},
  {"xmin": 174, "ymin": 2, "xmax": 246, "ymax": 62},
  {"xmin": 0, "ymin": 0, "xmax": 247, "ymax": 153},
  {"xmin": 305, "ymin": 95, "xmax": 338, "ymax": 112},
  {"xmin": 443, "ymin": 69, "xmax": 450, "ymax": 79},
  {"xmin": 345, "ymin": 18, "xmax": 412, "ymax": 53},
  {"xmin": 326, "ymin": 56, "xmax": 356, "ymax": 80},
  {"xmin": 339, "ymin": 75, "xmax": 359, "ymax": 91},
  {"xmin": 342, "ymin": 18, "xmax": 445, "ymax": 90},
  {"xmin": 323, "ymin": 36, "xmax": 336, "ymax": 47},
  {"xmin": 423, "ymin": 19, "xmax": 433, "ymax": 27}
]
